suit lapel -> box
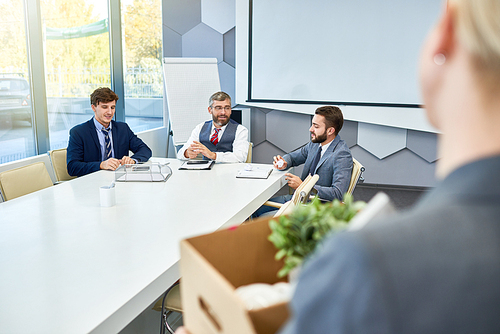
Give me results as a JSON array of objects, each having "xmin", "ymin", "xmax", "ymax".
[
  {"xmin": 87, "ymin": 118, "xmax": 102, "ymax": 156},
  {"xmin": 315, "ymin": 135, "xmax": 341, "ymax": 172},
  {"xmin": 302, "ymin": 144, "xmax": 321, "ymax": 178},
  {"xmin": 110, "ymin": 121, "xmax": 118, "ymax": 156}
]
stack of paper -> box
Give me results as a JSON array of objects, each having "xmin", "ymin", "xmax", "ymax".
[{"xmin": 236, "ymin": 166, "xmax": 273, "ymax": 179}]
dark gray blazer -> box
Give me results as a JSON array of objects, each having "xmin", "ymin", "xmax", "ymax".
[
  {"xmin": 280, "ymin": 155, "xmax": 500, "ymax": 334},
  {"xmin": 283, "ymin": 135, "xmax": 352, "ymax": 201}
]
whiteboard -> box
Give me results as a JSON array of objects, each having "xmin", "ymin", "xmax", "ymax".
[
  {"xmin": 249, "ymin": 0, "xmax": 442, "ymax": 106},
  {"xmin": 163, "ymin": 58, "xmax": 221, "ymax": 146}
]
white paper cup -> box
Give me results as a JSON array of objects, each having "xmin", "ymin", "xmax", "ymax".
[{"xmin": 100, "ymin": 186, "xmax": 116, "ymax": 207}]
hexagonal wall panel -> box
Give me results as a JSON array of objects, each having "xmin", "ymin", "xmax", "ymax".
[
  {"xmin": 162, "ymin": 25, "xmax": 182, "ymax": 57},
  {"xmin": 223, "ymin": 27, "xmax": 235, "ymax": 67},
  {"xmin": 201, "ymin": 0, "xmax": 235, "ymax": 34},
  {"xmin": 163, "ymin": 0, "xmax": 201, "ymax": 35},
  {"xmin": 218, "ymin": 61, "xmax": 235, "ymax": 104},
  {"xmin": 182, "ymin": 23, "xmax": 223, "ymax": 61},
  {"xmin": 252, "ymin": 141, "xmax": 285, "ymax": 164},
  {"xmin": 407, "ymin": 130, "xmax": 439, "ymax": 163},
  {"xmin": 350, "ymin": 145, "xmax": 437, "ymax": 187},
  {"xmin": 339, "ymin": 120, "xmax": 358, "ymax": 148},
  {"xmin": 266, "ymin": 109, "xmax": 311, "ymax": 153},
  {"xmin": 357, "ymin": 122, "xmax": 406, "ymax": 159},
  {"xmin": 250, "ymin": 107, "xmax": 266, "ymax": 146}
]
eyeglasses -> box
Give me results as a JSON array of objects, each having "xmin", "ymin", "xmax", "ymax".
[{"xmin": 212, "ymin": 106, "xmax": 231, "ymax": 111}]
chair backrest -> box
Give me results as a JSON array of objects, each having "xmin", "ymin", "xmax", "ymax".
[
  {"xmin": 273, "ymin": 174, "xmax": 320, "ymax": 217},
  {"xmin": 0, "ymin": 162, "xmax": 53, "ymax": 201},
  {"xmin": 347, "ymin": 157, "xmax": 365, "ymax": 194},
  {"xmin": 49, "ymin": 148, "xmax": 76, "ymax": 182},
  {"xmin": 245, "ymin": 142, "xmax": 253, "ymax": 163}
]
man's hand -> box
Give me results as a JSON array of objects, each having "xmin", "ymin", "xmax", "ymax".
[
  {"xmin": 273, "ymin": 155, "xmax": 287, "ymax": 170},
  {"xmin": 285, "ymin": 173, "xmax": 302, "ymax": 190},
  {"xmin": 120, "ymin": 156, "xmax": 135, "ymax": 165},
  {"xmin": 187, "ymin": 141, "xmax": 216, "ymax": 160},
  {"xmin": 100, "ymin": 158, "xmax": 121, "ymax": 171}
]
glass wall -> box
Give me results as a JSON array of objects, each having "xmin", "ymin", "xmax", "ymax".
[
  {"xmin": 0, "ymin": 0, "xmax": 164, "ymax": 164},
  {"xmin": 0, "ymin": 0, "xmax": 37, "ymax": 163},
  {"xmin": 122, "ymin": 0, "xmax": 164, "ymax": 133},
  {"xmin": 41, "ymin": 0, "xmax": 111, "ymax": 150}
]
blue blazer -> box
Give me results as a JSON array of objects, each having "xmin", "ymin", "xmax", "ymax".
[
  {"xmin": 67, "ymin": 119, "xmax": 152, "ymax": 177},
  {"xmin": 283, "ymin": 135, "xmax": 352, "ymax": 201}
]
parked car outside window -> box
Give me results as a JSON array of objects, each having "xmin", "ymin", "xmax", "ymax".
[{"xmin": 0, "ymin": 76, "xmax": 32, "ymax": 126}]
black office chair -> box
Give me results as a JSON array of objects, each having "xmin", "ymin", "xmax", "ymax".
[{"xmin": 153, "ymin": 280, "xmax": 183, "ymax": 334}]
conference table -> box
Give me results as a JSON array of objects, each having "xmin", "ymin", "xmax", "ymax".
[{"xmin": 0, "ymin": 158, "xmax": 288, "ymax": 333}]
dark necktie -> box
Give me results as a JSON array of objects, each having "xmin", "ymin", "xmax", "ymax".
[
  {"xmin": 210, "ymin": 128, "xmax": 220, "ymax": 145},
  {"xmin": 308, "ymin": 146, "xmax": 322, "ymax": 175},
  {"xmin": 102, "ymin": 127, "xmax": 112, "ymax": 160}
]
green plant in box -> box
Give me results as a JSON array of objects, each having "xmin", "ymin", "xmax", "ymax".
[{"xmin": 268, "ymin": 194, "xmax": 366, "ymax": 278}]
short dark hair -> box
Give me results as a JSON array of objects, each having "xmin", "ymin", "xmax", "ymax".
[
  {"xmin": 209, "ymin": 91, "xmax": 231, "ymax": 108},
  {"xmin": 315, "ymin": 106, "xmax": 344, "ymax": 136},
  {"xmin": 90, "ymin": 87, "xmax": 119, "ymax": 106}
]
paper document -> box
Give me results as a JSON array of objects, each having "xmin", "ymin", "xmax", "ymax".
[{"xmin": 236, "ymin": 166, "xmax": 273, "ymax": 179}]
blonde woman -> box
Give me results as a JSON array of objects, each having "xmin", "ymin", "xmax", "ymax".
[
  {"xmin": 176, "ymin": 0, "xmax": 500, "ymax": 333},
  {"xmin": 279, "ymin": 1, "xmax": 500, "ymax": 333}
]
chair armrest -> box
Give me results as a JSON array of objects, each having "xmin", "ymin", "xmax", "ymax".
[{"xmin": 263, "ymin": 201, "xmax": 283, "ymax": 209}]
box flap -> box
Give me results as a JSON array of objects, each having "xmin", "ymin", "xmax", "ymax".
[{"xmin": 185, "ymin": 217, "xmax": 286, "ymax": 287}]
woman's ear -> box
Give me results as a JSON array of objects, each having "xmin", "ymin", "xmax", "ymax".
[{"xmin": 433, "ymin": 3, "xmax": 457, "ymax": 61}]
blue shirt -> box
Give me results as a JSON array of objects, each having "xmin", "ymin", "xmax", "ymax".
[{"xmin": 93, "ymin": 117, "xmax": 115, "ymax": 161}]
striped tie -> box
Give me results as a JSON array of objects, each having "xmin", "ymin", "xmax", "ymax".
[
  {"xmin": 210, "ymin": 128, "xmax": 220, "ymax": 146},
  {"xmin": 102, "ymin": 127, "xmax": 112, "ymax": 160}
]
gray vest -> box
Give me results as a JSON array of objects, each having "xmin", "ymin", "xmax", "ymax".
[{"xmin": 199, "ymin": 119, "xmax": 238, "ymax": 159}]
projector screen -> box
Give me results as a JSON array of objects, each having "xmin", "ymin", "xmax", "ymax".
[{"xmin": 249, "ymin": 0, "xmax": 442, "ymax": 107}]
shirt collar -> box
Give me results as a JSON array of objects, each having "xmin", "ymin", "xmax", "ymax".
[
  {"xmin": 320, "ymin": 140, "xmax": 332, "ymax": 153},
  {"xmin": 212, "ymin": 122, "xmax": 228, "ymax": 132},
  {"xmin": 93, "ymin": 117, "xmax": 112, "ymax": 132}
]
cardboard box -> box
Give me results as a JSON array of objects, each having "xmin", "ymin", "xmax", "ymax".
[{"xmin": 180, "ymin": 216, "xmax": 289, "ymax": 334}]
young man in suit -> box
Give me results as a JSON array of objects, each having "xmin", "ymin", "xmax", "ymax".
[
  {"xmin": 253, "ymin": 106, "xmax": 352, "ymax": 217},
  {"xmin": 67, "ymin": 87, "xmax": 152, "ymax": 177},
  {"xmin": 176, "ymin": 91, "xmax": 249, "ymax": 163}
]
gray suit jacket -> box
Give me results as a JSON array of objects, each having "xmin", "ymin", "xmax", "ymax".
[
  {"xmin": 280, "ymin": 155, "xmax": 500, "ymax": 334},
  {"xmin": 283, "ymin": 135, "xmax": 352, "ymax": 201}
]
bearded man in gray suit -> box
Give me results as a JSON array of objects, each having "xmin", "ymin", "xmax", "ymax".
[{"xmin": 253, "ymin": 106, "xmax": 352, "ymax": 217}]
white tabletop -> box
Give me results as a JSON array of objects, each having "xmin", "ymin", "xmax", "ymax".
[{"xmin": 0, "ymin": 158, "xmax": 287, "ymax": 333}]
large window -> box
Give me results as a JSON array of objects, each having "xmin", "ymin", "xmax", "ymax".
[
  {"xmin": 0, "ymin": 0, "xmax": 36, "ymax": 163},
  {"xmin": 122, "ymin": 0, "xmax": 163, "ymax": 132},
  {"xmin": 0, "ymin": 0, "xmax": 164, "ymax": 164},
  {"xmin": 41, "ymin": 0, "xmax": 111, "ymax": 150}
]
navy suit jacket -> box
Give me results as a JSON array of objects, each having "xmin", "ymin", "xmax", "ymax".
[
  {"xmin": 67, "ymin": 118, "xmax": 152, "ymax": 177},
  {"xmin": 283, "ymin": 135, "xmax": 352, "ymax": 201}
]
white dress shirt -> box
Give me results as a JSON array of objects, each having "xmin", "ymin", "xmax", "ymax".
[{"xmin": 177, "ymin": 121, "xmax": 249, "ymax": 163}]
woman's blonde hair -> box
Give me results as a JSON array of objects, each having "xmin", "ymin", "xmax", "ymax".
[{"xmin": 450, "ymin": 0, "xmax": 500, "ymax": 74}]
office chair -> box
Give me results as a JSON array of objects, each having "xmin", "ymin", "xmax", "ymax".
[
  {"xmin": 0, "ymin": 161, "xmax": 53, "ymax": 201},
  {"xmin": 347, "ymin": 157, "xmax": 365, "ymax": 195},
  {"xmin": 49, "ymin": 148, "xmax": 76, "ymax": 182},
  {"xmin": 152, "ymin": 280, "xmax": 182, "ymax": 334},
  {"xmin": 264, "ymin": 174, "xmax": 320, "ymax": 217}
]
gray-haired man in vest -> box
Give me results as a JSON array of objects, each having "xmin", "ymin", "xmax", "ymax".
[{"xmin": 177, "ymin": 92, "xmax": 249, "ymax": 163}]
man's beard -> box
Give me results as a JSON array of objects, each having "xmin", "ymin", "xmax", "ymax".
[
  {"xmin": 213, "ymin": 114, "xmax": 230, "ymax": 127},
  {"xmin": 311, "ymin": 132, "xmax": 327, "ymax": 143}
]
